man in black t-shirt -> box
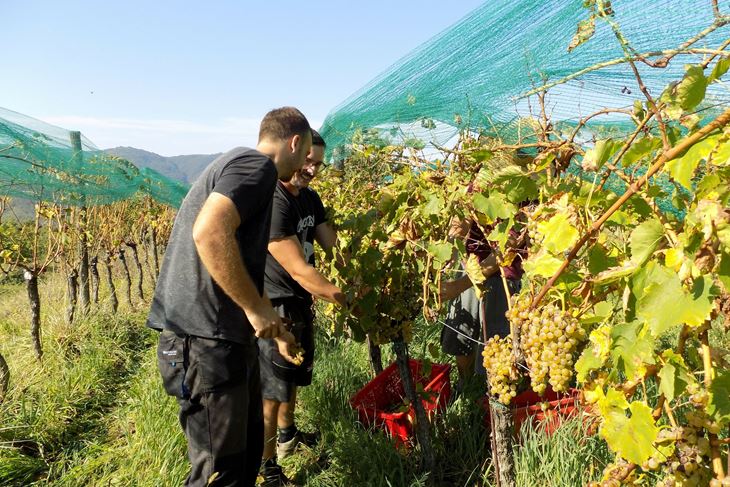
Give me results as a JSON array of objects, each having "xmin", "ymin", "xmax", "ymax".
[
  {"xmin": 147, "ymin": 107, "xmax": 311, "ymax": 487},
  {"xmin": 258, "ymin": 130, "xmax": 348, "ymax": 486}
]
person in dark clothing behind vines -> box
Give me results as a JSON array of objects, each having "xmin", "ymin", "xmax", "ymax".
[
  {"xmin": 147, "ymin": 107, "xmax": 311, "ymax": 487},
  {"xmin": 258, "ymin": 130, "xmax": 352, "ymax": 486},
  {"xmin": 439, "ymin": 214, "xmax": 527, "ymax": 391}
]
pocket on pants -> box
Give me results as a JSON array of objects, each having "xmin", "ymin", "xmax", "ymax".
[
  {"xmin": 191, "ymin": 338, "xmax": 250, "ymax": 393},
  {"xmin": 157, "ymin": 330, "xmax": 189, "ymax": 399}
]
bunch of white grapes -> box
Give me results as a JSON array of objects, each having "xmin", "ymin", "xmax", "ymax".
[
  {"xmin": 507, "ymin": 295, "xmax": 586, "ymax": 394},
  {"xmin": 482, "ymin": 335, "xmax": 519, "ymax": 405}
]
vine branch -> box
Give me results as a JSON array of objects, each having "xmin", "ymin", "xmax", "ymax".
[{"xmin": 531, "ymin": 107, "xmax": 730, "ymax": 308}]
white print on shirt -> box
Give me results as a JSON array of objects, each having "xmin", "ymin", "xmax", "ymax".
[
  {"xmin": 303, "ymin": 242, "xmax": 315, "ymax": 262},
  {"xmin": 297, "ymin": 215, "xmax": 315, "ymax": 233}
]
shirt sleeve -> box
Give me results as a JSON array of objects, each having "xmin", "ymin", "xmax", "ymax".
[
  {"xmin": 212, "ymin": 156, "xmax": 276, "ymax": 223},
  {"xmin": 269, "ymin": 190, "xmax": 297, "ymax": 240}
]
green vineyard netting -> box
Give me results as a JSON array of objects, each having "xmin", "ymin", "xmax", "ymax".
[
  {"xmin": 320, "ymin": 0, "xmax": 729, "ymax": 149},
  {"xmin": 320, "ymin": 0, "xmax": 730, "ymax": 217},
  {"xmin": 0, "ymin": 107, "xmax": 189, "ymax": 208}
]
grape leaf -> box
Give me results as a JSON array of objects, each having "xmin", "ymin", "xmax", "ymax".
[
  {"xmin": 537, "ymin": 213, "xmax": 579, "ymax": 254},
  {"xmin": 575, "ymin": 348, "xmax": 603, "ymax": 383},
  {"xmin": 611, "ymin": 321, "xmax": 655, "ymax": 382},
  {"xmin": 582, "ymin": 139, "xmax": 619, "ymax": 171},
  {"xmin": 523, "ymin": 251, "xmax": 563, "ymax": 278},
  {"xmin": 664, "ymin": 247, "xmax": 684, "ymax": 271},
  {"xmin": 719, "ymin": 252, "xmax": 730, "ymax": 292},
  {"xmin": 504, "ymin": 174, "xmax": 538, "ymax": 204},
  {"xmin": 622, "ymin": 137, "xmax": 662, "ymax": 165},
  {"xmin": 666, "ymin": 134, "xmax": 719, "ymax": 190},
  {"xmin": 711, "ymin": 138, "xmax": 730, "ymax": 167},
  {"xmin": 597, "ymin": 387, "xmax": 630, "ymax": 416},
  {"xmin": 676, "ymin": 65, "xmax": 708, "ymax": 111},
  {"xmin": 580, "ymin": 301, "xmax": 614, "ymax": 324},
  {"xmin": 708, "ymin": 369, "xmax": 730, "ymax": 423},
  {"xmin": 489, "ymin": 219, "xmax": 513, "ymax": 254},
  {"xmin": 472, "ymin": 193, "xmax": 515, "ymax": 223},
  {"xmin": 635, "ymin": 263, "xmax": 717, "ymax": 335},
  {"xmin": 593, "ymin": 262, "xmax": 638, "ymax": 286},
  {"xmin": 588, "ymin": 245, "xmax": 618, "ymax": 274},
  {"xmin": 427, "ymin": 241, "xmax": 453, "ymax": 266},
  {"xmin": 600, "ymin": 401, "xmax": 659, "ymax": 465},
  {"xmin": 709, "ymin": 57, "xmax": 730, "ymax": 83},
  {"xmin": 658, "ymin": 363, "xmax": 679, "ymax": 402},
  {"xmin": 630, "ymin": 218, "xmax": 665, "ymax": 265},
  {"xmin": 568, "ymin": 15, "xmax": 596, "ymax": 52},
  {"xmin": 658, "ymin": 350, "xmax": 693, "ymax": 402},
  {"xmin": 422, "ymin": 193, "xmax": 445, "ymax": 217},
  {"xmin": 464, "ymin": 253, "xmax": 486, "ymax": 289}
]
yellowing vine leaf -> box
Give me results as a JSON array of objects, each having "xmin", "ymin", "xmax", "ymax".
[
  {"xmin": 635, "ymin": 264, "xmax": 717, "ymax": 335},
  {"xmin": 464, "ymin": 253, "xmax": 486, "ymax": 299},
  {"xmin": 522, "ymin": 250, "xmax": 563, "ymax": 278},
  {"xmin": 665, "ymin": 134, "xmax": 719, "ymax": 190},
  {"xmin": 600, "ymin": 401, "xmax": 659, "ymax": 465},
  {"xmin": 576, "ymin": 323, "xmax": 612, "ymax": 382},
  {"xmin": 568, "ymin": 15, "xmax": 596, "ymax": 52},
  {"xmin": 537, "ymin": 213, "xmax": 579, "ymax": 254}
]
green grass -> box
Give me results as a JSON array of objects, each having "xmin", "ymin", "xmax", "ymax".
[{"xmin": 0, "ymin": 274, "xmax": 614, "ymax": 486}]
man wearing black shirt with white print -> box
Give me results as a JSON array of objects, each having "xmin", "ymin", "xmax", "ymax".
[{"xmin": 258, "ymin": 130, "xmax": 347, "ymax": 486}]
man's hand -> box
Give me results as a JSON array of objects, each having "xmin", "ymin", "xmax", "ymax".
[
  {"xmin": 247, "ymin": 305, "xmax": 285, "ymax": 339},
  {"xmin": 439, "ymin": 276, "xmax": 471, "ymax": 301},
  {"xmin": 274, "ymin": 330, "xmax": 302, "ymax": 364}
]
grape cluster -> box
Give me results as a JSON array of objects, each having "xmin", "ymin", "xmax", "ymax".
[
  {"xmin": 507, "ymin": 294, "xmax": 586, "ymax": 394},
  {"xmin": 639, "ymin": 426, "xmax": 714, "ymax": 487},
  {"xmin": 370, "ymin": 318, "xmax": 414, "ymax": 346},
  {"xmin": 481, "ymin": 336, "xmax": 519, "ymax": 405}
]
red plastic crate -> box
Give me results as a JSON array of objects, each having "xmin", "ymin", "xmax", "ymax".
[
  {"xmin": 350, "ymin": 359, "xmax": 451, "ymax": 445},
  {"xmin": 479, "ymin": 387, "xmax": 583, "ymax": 437}
]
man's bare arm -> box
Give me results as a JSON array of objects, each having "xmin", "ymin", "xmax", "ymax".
[
  {"xmin": 268, "ymin": 235, "xmax": 346, "ymax": 306},
  {"xmin": 314, "ymin": 222, "xmax": 337, "ymax": 254},
  {"xmin": 192, "ymin": 192, "xmax": 288, "ymax": 340}
]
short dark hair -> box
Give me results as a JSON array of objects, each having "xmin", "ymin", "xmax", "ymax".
[
  {"xmin": 311, "ymin": 129, "xmax": 326, "ymax": 148},
  {"xmin": 258, "ymin": 107, "xmax": 311, "ymax": 142}
]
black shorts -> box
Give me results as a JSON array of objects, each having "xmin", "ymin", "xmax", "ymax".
[{"xmin": 258, "ymin": 297, "xmax": 314, "ymax": 402}]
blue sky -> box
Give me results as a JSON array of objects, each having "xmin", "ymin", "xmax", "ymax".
[{"xmin": 3, "ymin": 1, "xmax": 484, "ymax": 156}]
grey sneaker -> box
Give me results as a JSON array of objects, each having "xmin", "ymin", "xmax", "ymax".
[
  {"xmin": 260, "ymin": 461, "xmax": 292, "ymax": 487},
  {"xmin": 276, "ymin": 430, "xmax": 319, "ymax": 459}
]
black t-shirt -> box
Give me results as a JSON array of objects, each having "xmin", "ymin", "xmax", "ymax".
[
  {"xmin": 146, "ymin": 147, "xmax": 277, "ymax": 345},
  {"xmin": 264, "ymin": 183, "xmax": 326, "ymax": 301}
]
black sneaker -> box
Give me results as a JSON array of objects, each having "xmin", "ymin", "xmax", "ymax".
[
  {"xmin": 260, "ymin": 461, "xmax": 292, "ymax": 487},
  {"xmin": 276, "ymin": 429, "xmax": 320, "ymax": 459}
]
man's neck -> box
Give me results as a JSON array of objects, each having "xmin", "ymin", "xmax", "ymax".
[{"xmin": 281, "ymin": 180, "xmax": 300, "ymax": 196}]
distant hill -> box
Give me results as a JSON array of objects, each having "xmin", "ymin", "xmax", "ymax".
[{"xmin": 105, "ymin": 147, "xmax": 220, "ymax": 184}]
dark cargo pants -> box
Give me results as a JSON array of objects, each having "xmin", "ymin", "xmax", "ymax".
[{"xmin": 157, "ymin": 330, "xmax": 263, "ymax": 487}]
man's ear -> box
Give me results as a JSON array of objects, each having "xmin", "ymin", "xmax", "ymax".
[{"xmin": 289, "ymin": 134, "xmax": 301, "ymax": 154}]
